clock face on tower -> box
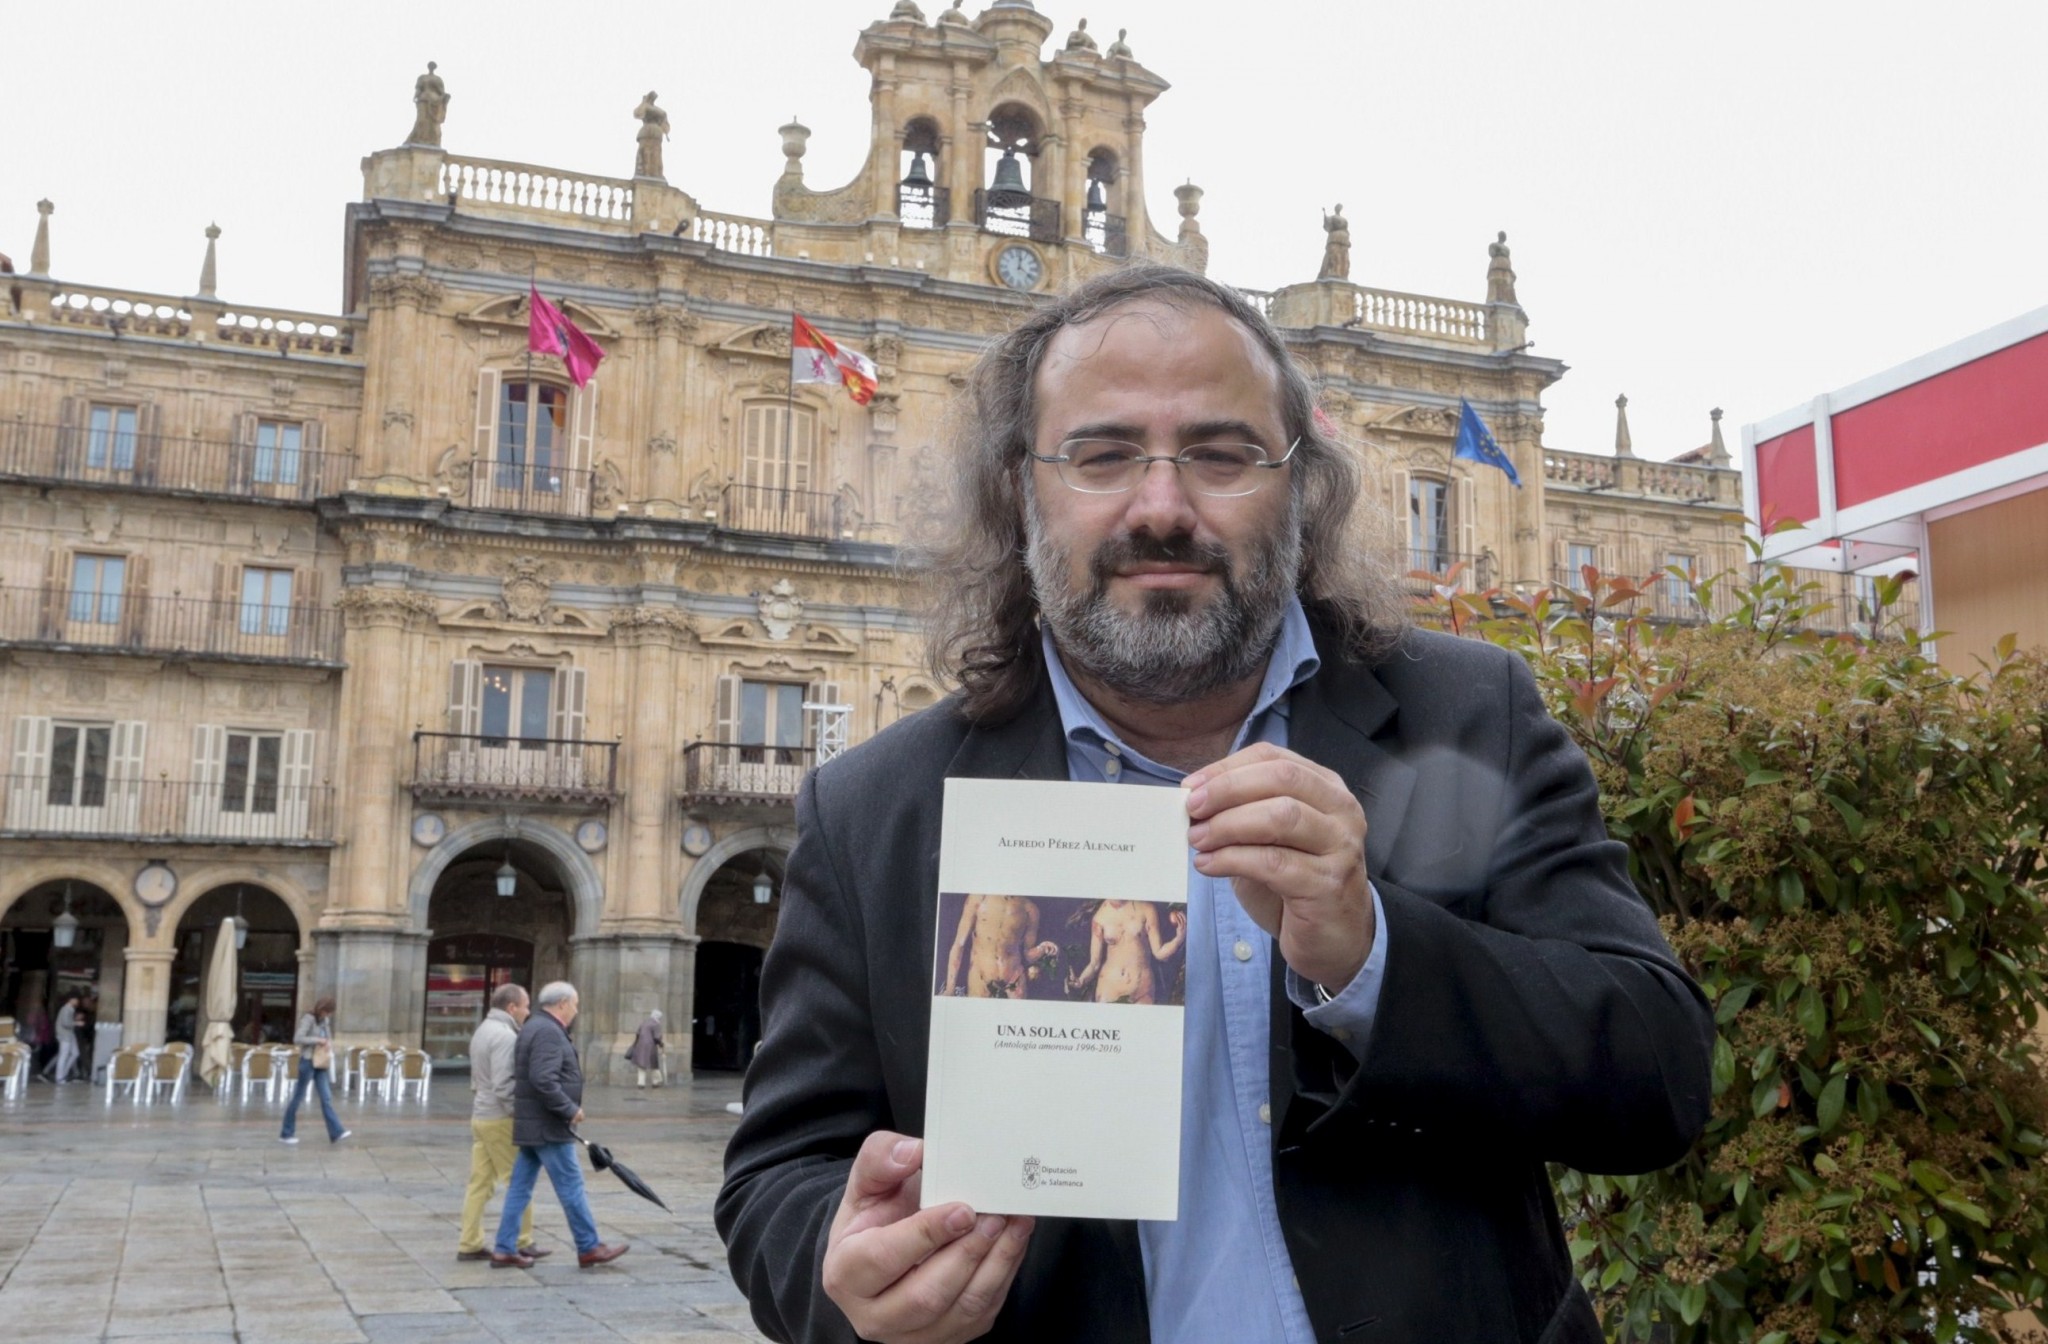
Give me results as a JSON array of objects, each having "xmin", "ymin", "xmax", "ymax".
[{"xmin": 994, "ymin": 244, "xmax": 1043, "ymax": 292}]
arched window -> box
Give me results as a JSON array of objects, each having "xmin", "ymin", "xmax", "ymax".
[
  {"xmin": 1083, "ymin": 149, "xmax": 1125, "ymax": 257},
  {"xmin": 898, "ymin": 118, "xmax": 947, "ymax": 230},
  {"xmin": 977, "ymin": 104, "xmax": 1056, "ymax": 243}
]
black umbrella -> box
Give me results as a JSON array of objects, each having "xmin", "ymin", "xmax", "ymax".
[{"xmin": 575, "ymin": 1133, "xmax": 670, "ymax": 1211}]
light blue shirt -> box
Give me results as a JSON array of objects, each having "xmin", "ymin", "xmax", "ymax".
[{"xmin": 1040, "ymin": 596, "xmax": 1389, "ymax": 1344}]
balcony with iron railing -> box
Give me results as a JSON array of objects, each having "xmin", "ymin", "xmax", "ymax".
[
  {"xmin": 0, "ymin": 587, "xmax": 343, "ymax": 665},
  {"xmin": 464, "ymin": 460, "xmax": 596, "ymax": 517},
  {"xmin": 0, "ymin": 776, "xmax": 333, "ymax": 845},
  {"xmin": 678, "ymin": 742, "xmax": 815, "ymax": 810},
  {"xmin": 898, "ymin": 184, "xmax": 953, "ymax": 231},
  {"xmin": 1083, "ymin": 210, "xmax": 1128, "ymax": 258},
  {"xmin": 0, "ymin": 420, "xmax": 353, "ymax": 502},
  {"xmin": 411, "ymin": 732, "xmax": 619, "ymax": 809},
  {"xmin": 973, "ymin": 188, "xmax": 1062, "ymax": 245},
  {"xmin": 714, "ymin": 483, "xmax": 848, "ymax": 540}
]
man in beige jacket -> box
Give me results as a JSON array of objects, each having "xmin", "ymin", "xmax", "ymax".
[{"xmin": 457, "ymin": 984, "xmax": 548, "ymax": 1260}]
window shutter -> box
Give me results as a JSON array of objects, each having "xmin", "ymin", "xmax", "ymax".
[
  {"xmin": 551, "ymin": 666, "xmax": 588, "ymax": 742},
  {"xmin": 571, "ymin": 379, "xmax": 599, "ymax": 470},
  {"xmin": 1387, "ymin": 465, "xmax": 1411, "ymax": 568},
  {"xmin": 292, "ymin": 569, "xmax": 323, "ymax": 660},
  {"xmin": 792, "ymin": 406, "xmax": 815, "ymax": 492},
  {"xmin": 1456, "ymin": 475, "xmax": 1478, "ymax": 578},
  {"xmin": 188, "ymin": 723, "xmax": 226, "ymax": 833},
  {"xmin": 111, "ymin": 720, "xmax": 147, "ymax": 831},
  {"xmin": 473, "ymin": 369, "xmax": 502, "ymax": 505},
  {"xmin": 300, "ymin": 418, "xmax": 325, "ymax": 495},
  {"xmin": 120, "ymin": 554, "xmax": 151, "ymax": 648},
  {"xmin": 280, "ymin": 729, "xmax": 316, "ymax": 837},
  {"xmin": 232, "ymin": 411, "xmax": 260, "ymax": 490},
  {"xmin": 56, "ymin": 397, "xmax": 86, "ymax": 468},
  {"xmin": 447, "ymin": 660, "xmax": 483, "ymax": 736},
  {"xmin": 712, "ymin": 673, "xmax": 740, "ymax": 771},
  {"xmin": 8, "ymin": 716, "xmax": 53, "ymax": 829},
  {"xmin": 38, "ymin": 548, "xmax": 65, "ymax": 639},
  {"xmin": 135, "ymin": 403, "xmax": 163, "ymax": 486}
]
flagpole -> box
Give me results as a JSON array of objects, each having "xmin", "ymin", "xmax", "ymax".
[{"xmin": 785, "ymin": 310, "xmax": 796, "ymax": 517}]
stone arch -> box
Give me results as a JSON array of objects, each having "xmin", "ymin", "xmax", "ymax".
[
  {"xmin": 157, "ymin": 866, "xmax": 320, "ymax": 951},
  {"xmin": 0, "ymin": 858, "xmax": 143, "ymax": 943},
  {"xmin": 408, "ymin": 816, "xmax": 604, "ymax": 939},
  {"xmin": 680, "ymin": 823, "xmax": 794, "ymax": 936}
]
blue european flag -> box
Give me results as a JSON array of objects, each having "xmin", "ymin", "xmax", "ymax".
[{"xmin": 1453, "ymin": 398, "xmax": 1521, "ymax": 488}]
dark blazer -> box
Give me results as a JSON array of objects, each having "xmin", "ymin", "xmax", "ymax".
[
  {"xmin": 512, "ymin": 1008, "xmax": 583, "ymax": 1147},
  {"xmin": 717, "ymin": 624, "xmax": 1715, "ymax": 1344}
]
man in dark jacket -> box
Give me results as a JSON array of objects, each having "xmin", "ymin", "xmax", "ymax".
[
  {"xmin": 491, "ymin": 981, "xmax": 628, "ymax": 1269},
  {"xmin": 716, "ymin": 263, "xmax": 1715, "ymax": 1343}
]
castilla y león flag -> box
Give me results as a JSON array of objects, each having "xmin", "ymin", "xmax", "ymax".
[
  {"xmin": 791, "ymin": 314, "xmax": 878, "ymax": 406},
  {"xmin": 528, "ymin": 285, "xmax": 605, "ymax": 388}
]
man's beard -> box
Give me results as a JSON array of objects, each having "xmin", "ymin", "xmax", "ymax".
[{"xmin": 1024, "ymin": 491, "xmax": 1302, "ymax": 706}]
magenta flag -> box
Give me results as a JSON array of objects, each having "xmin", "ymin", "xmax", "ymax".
[{"xmin": 528, "ymin": 285, "xmax": 605, "ymax": 387}]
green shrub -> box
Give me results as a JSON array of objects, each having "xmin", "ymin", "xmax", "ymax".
[{"xmin": 1426, "ymin": 560, "xmax": 2048, "ymax": 1343}]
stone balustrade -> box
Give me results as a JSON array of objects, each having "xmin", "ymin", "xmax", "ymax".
[
  {"xmin": 1237, "ymin": 288, "xmax": 1276, "ymax": 318},
  {"xmin": 1543, "ymin": 448, "xmax": 1736, "ymax": 504},
  {"xmin": 691, "ymin": 211, "xmax": 775, "ymax": 258},
  {"xmin": 42, "ymin": 284, "xmax": 356, "ymax": 355},
  {"xmin": 438, "ymin": 154, "xmax": 635, "ymax": 222},
  {"xmin": 1352, "ymin": 287, "xmax": 1489, "ymax": 344},
  {"xmin": 1543, "ymin": 450, "xmax": 1619, "ymax": 490}
]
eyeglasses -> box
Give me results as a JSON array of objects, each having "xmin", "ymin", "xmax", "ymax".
[{"xmin": 1031, "ymin": 437, "xmax": 1300, "ymax": 497}]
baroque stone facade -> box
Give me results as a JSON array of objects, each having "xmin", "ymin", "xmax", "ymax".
[{"xmin": 1, "ymin": 2, "xmax": 1829, "ymax": 1079}]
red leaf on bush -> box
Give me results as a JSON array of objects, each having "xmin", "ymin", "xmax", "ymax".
[
  {"xmin": 1673, "ymin": 795, "xmax": 1698, "ymax": 839},
  {"xmin": 1778, "ymin": 1079, "xmax": 1793, "ymax": 1109}
]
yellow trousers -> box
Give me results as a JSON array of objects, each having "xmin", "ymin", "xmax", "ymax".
[{"xmin": 458, "ymin": 1116, "xmax": 534, "ymax": 1253}]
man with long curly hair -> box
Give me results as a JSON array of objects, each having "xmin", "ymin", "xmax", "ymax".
[{"xmin": 718, "ymin": 261, "xmax": 1713, "ymax": 1344}]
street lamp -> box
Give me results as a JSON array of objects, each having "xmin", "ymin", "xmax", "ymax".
[
  {"xmin": 495, "ymin": 849, "xmax": 519, "ymax": 899},
  {"xmin": 751, "ymin": 872, "xmax": 775, "ymax": 906},
  {"xmin": 51, "ymin": 882, "xmax": 78, "ymax": 950}
]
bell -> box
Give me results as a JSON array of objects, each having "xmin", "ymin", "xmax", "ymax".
[
  {"xmin": 990, "ymin": 148, "xmax": 1027, "ymax": 195},
  {"xmin": 1086, "ymin": 177, "xmax": 1107, "ymax": 213},
  {"xmin": 900, "ymin": 152, "xmax": 934, "ymax": 192}
]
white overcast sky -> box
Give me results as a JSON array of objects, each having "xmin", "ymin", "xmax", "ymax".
[{"xmin": 5, "ymin": 0, "xmax": 2042, "ymax": 462}]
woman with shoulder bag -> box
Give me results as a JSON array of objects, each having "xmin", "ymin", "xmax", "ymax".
[{"xmin": 280, "ymin": 997, "xmax": 351, "ymax": 1145}]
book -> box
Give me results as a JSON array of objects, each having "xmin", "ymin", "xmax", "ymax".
[{"xmin": 921, "ymin": 777, "xmax": 1190, "ymax": 1220}]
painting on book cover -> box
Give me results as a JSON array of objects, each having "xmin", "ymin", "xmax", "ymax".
[{"xmin": 933, "ymin": 892, "xmax": 1187, "ymax": 1007}]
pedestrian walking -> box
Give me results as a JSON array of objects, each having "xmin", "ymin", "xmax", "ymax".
[
  {"xmin": 278, "ymin": 997, "xmax": 350, "ymax": 1145},
  {"xmin": 491, "ymin": 982, "xmax": 628, "ymax": 1269},
  {"xmin": 627, "ymin": 1009, "xmax": 664, "ymax": 1089},
  {"xmin": 40, "ymin": 992, "xmax": 80, "ymax": 1083},
  {"xmin": 456, "ymin": 984, "xmax": 548, "ymax": 1262}
]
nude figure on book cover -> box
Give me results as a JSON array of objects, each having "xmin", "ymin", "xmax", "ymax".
[
  {"xmin": 942, "ymin": 894, "xmax": 1060, "ymax": 998},
  {"xmin": 1067, "ymin": 900, "xmax": 1187, "ymax": 1005}
]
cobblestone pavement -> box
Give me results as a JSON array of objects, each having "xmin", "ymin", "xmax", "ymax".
[{"xmin": 0, "ymin": 1069, "xmax": 772, "ymax": 1344}]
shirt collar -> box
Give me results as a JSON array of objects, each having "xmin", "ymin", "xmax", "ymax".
[{"xmin": 1041, "ymin": 594, "xmax": 1321, "ymax": 768}]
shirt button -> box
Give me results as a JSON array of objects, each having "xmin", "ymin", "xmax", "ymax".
[
  {"xmin": 1104, "ymin": 741, "xmax": 1122, "ymax": 757},
  {"xmin": 1332, "ymin": 1027, "xmax": 1352, "ymax": 1043},
  {"xmin": 1258, "ymin": 1102, "xmax": 1272, "ymax": 1125},
  {"xmin": 1233, "ymin": 939, "xmax": 1253, "ymax": 962},
  {"xmin": 1104, "ymin": 758, "xmax": 1121, "ymax": 779}
]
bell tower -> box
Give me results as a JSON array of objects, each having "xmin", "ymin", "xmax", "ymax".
[{"xmin": 770, "ymin": 2, "xmax": 1202, "ymax": 293}]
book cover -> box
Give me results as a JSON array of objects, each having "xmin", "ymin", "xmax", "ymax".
[{"xmin": 921, "ymin": 777, "xmax": 1190, "ymax": 1220}]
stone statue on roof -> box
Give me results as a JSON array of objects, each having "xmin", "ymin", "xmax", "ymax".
[
  {"xmin": 1106, "ymin": 26, "xmax": 1134, "ymax": 58},
  {"xmin": 938, "ymin": 1, "xmax": 970, "ymax": 25},
  {"xmin": 1318, "ymin": 204, "xmax": 1350, "ymax": 281},
  {"xmin": 634, "ymin": 92, "xmax": 670, "ymax": 180},
  {"xmin": 889, "ymin": 0, "xmax": 926, "ymax": 21},
  {"xmin": 1066, "ymin": 18, "xmax": 1099, "ymax": 51},
  {"xmin": 406, "ymin": 62, "xmax": 449, "ymax": 147},
  {"xmin": 1486, "ymin": 231, "xmax": 1519, "ymax": 306}
]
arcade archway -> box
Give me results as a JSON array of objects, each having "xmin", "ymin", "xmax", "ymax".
[
  {"xmin": 168, "ymin": 884, "xmax": 301, "ymax": 1045},
  {"xmin": 691, "ymin": 847, "xmax": 783, "ymax": 1073},
  {"xmin": 1, "ymin": 879, "xmax": 125, "ymax": 1072},
  {"xmin": 420, "ymin": 834, "xmax": 577, "ymax": 1065}
]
